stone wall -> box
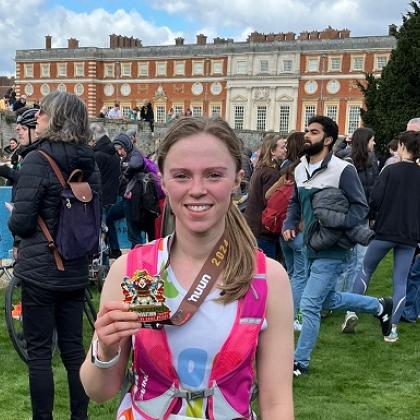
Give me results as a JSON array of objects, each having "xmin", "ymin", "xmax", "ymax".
[{"xmin": 0, "ymin": 113, "xmax": 267, "ymax": 157}]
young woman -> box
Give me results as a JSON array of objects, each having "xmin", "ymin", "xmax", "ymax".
[
  {"xmin": 80, "ymin": 117, "xmax": 294, "ymax": 419},
  {"xmin": 345, "ymin": 130, "xmax": 420, "ymax": 342},
  {"xmin": 9, "ymin": 91, "xmax": 100, "ymax": 419},
  {"xmin": 244, "ymin": 133, "xmax": 286, "ymax": 259}
]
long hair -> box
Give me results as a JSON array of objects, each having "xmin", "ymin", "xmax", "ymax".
[
  {"xmin": 39, "ymin": 91, "xmax": 90, "ymax": 144},
  {"xmin": 285, "ymin": 131, "xmax": 305, "ymax": 162},
  {"xmin": 399, "ymin": 130, "xmax": 420, "ymax": 161},
  {"xmin": 255, "ymin": 133, "xmax": 282, "ymax": 169},
  {"xmin": 351, "ymin": 127, "xmax": 375, "ymax": 170},
  {"xmin": 157, "ymin": 116, "xmax": 257, "ymax": 304}
]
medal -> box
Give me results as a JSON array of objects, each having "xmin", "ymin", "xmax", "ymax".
[{"xmin": 121, "ymin": 269, "xmax": 170, "ymax": 323}]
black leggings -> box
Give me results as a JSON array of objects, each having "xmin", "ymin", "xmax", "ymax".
[{"xmin": 22, "ymin": 281, "xmax": 89, "ymax": 420}]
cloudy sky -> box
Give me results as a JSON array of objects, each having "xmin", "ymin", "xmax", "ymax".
[{"xmin": 0, "ymin": 0, "xmax": 412, "ymax": 75}]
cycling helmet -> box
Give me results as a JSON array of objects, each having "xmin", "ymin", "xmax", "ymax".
[{"xmin": 16, "ymin": 108, "xmax": 38, "ymax": 129}]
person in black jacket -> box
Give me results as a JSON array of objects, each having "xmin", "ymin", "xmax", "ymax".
[
  {"xmin": 9, "ymin": 91, "xmax": 101, "ymax": 420},
  {"xmin": 140, "ymin": 100, "xmax": 154, "ymax": 133}
]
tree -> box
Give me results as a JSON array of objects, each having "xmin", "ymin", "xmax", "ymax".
[{"xmin": 359, "ymin": 0, "xmax": 420, "ymax": 152}]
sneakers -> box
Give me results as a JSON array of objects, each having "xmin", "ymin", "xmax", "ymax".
[
  {"xmin": 293, "ymin": 361, "xmax": 308, "ymax": 377},
  {"xmin": 384, "ymin": 324, "xmax": 399, "ymax": 343},
  {"xmin": 11, "ymin": 303, "xmax": 22, "ymax": 320},
  {"xmin": 375, "ymin": 297, "xmax": 393, "ymax": 337},
  {"xmin": 341, "ymin": 311, "xmax": 358, "ymax": 333},
  {"xmin": 293, "ymin": 320, "xmax": 302, "ymax": 332}
]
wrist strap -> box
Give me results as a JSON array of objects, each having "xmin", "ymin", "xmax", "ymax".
[{"xmin": 91, "ymin": 338, "xmax": 121, "ymax": 369}]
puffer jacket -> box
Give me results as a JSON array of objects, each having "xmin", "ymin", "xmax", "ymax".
[
  {"xmin": 9, "ymin": 139, "xmax": 101, "ymax": 291},
  {"xmin": 308, "ymin": 187, "xmax": 374, "ymax": 251}
]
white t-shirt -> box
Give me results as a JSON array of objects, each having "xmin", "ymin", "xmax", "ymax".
[{"xmin": 308, "ymin": 160, "xmax": 322, "ymax": 176}]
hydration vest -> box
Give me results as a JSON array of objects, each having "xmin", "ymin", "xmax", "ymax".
[{"xmin": 117, "ymin": 238, "xmax": 267, "ymax": 420}]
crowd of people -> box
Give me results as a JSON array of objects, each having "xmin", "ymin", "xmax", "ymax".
[{"xmin": 0, "ymin": 90, "xmax": 419, "ymax": 419}]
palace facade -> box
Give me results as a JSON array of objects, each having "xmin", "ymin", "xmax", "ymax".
[{"xmin": 14, "ymin": 28, "xmax": 396, "ymax": 134}]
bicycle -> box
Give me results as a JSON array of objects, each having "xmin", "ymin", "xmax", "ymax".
[{"xmin": 3, "ymin": 261, "xmax": 97, "ymax": 364}]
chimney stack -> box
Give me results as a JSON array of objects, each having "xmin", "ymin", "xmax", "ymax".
[
  {"xmin": 175, "ymin": 37, "xmax": 185, "ymax": 46},
  {"xmin": 388, "ymin": 24, "xmax": 397, "ymax": 36},
  {"xmin": 45, "ymin": 35, "xmax": 52, "ymax": 49},
  {"xmin": 196, "ymin": 34, "xmax": 207, "ymax": 45},
  {"xmin": 68, "ymin": 38, "xmax": 79, "ymax": 49}
]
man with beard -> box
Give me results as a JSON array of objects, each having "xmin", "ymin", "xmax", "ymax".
[{"xmin": 283, "ymin": 115, "xmax": 393, "ymax": 377}]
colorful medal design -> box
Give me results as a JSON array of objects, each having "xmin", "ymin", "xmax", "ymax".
[{"xmin": 121, "ymin": 269, "xmax": 170, "ymax": 323}]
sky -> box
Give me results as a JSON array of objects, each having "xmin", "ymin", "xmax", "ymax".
[{"xmin": 0, "ymin": 0, "xmax": 413, "ymax": 76}]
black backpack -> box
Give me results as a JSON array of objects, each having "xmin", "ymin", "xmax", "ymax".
[{"xmin": 37, "ymin": 151, "xmax": 101, "ymax": 270}]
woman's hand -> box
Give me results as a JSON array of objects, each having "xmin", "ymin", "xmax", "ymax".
[{"xmin": 94, "ymin": 301, "xmax": 141, "ymax": 361}]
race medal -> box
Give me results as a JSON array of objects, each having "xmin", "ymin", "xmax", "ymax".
[{"xmin": 121, "ymin": 269, "xmax": 170, "ymax": 323}]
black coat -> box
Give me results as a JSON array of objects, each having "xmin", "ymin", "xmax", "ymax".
[
  {"xmin": 9, "ymin": 139, "xmax": 101, "ymax": 290},
  {"xmin": 93, "ymin": 135, "xmax": 121, "ymax": 206}
]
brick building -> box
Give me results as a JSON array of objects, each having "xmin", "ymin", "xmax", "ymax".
[{"xmin": 14, "ymin": 28, "xmax": 396, "ymax": 135}]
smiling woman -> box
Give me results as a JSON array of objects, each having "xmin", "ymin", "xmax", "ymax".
[{"xmin": 80, "ymin": 117, "xmax": 294, "ymax": 420}]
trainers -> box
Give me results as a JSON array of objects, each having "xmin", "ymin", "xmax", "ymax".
[
  {"xmin": 375, "ymin": 297, "xmax": 393, "ymax": 336},
  {"xmin": 293, "ymin": 362, "xmax": 308, "ymax": 377},
  {"xmin": 384, "ymin": 324, "xmax": 399, "ymax": 343},
  {"xmin": 293, "ymin": 320, "xmax": 302, "ymax": 332},
  {"xmin": 341, "ymin": 311, "xmax": 358, "ymax": 333},
  {"xmin": 11, "ymin": 303, "xmax": 22, "ymax": 320}
]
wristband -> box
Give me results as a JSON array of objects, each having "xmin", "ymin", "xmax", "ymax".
[{"xmin": 90, "ymin": 338, "xmax": 121, "ymax": 369}]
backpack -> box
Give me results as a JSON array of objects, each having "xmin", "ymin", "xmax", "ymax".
[
  {"xmin": 261, "ymin": 182, "xmax": 294, "ymax": 234},
  {"xmin": 37, "ymin": 151, "xmax": 101, "ymax": 271}
]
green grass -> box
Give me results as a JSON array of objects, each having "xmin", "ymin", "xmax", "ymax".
[{"xmin": 1, "ymin": 254, "xmax": 419, "ymax": 419}]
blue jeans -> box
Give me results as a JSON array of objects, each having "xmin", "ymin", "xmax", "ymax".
[
  {"xmin": 402, "ymin": 256, "xmax": 420, "ymax": 321},
  {"xmin": 295, "ymin": 258, "xmax": 380, "ymax": 368},
  {"xmin": 280, "ymin": 233, "xmax": 308, "ymax": 318},
  {"xmin": 257, "ymin": 238, "xmax": 276, "ymax": 259},
  {"xmin": 106, "ymin": 199, "xmax": 145, "ymax": 250},
  {"xmin": 353, "ymin": 239, "xmax": 416, "ymax": 324},
  {"xmin": 336, "ymin": 244, "xmax": 367, "ymax": 292}
]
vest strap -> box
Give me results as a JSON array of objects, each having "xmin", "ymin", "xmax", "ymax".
[{"xmin": 173, "ymin": 388, "xmax": 214, "ymax": 401}]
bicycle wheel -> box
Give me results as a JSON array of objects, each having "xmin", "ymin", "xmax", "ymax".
[
  {"xmin": 4, "ymin": 276, "xmax": 28, "ymax": 363},
  {"xmin": 84, "ymin": 287, "xmax": 97, "ymax": 332}
]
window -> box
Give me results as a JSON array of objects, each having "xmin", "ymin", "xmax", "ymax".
[
  {"xmin": 122, "ymin": 106, "xmax": 131, "ymax": 119},
  {"xmin": 174, "ymin": 61, "xmax": 185, "ymax": 76},
  {"xmin": 174, "ymin": 105, "xmax": 184, "ymax": 117},
  {"xmin": 24, "ymin": 64, "xmax": 33, "ymax": 78},
  {"xmin": 234, "ymin": 106, "xmax": 245, "ymax": 130},
  {"xmin": 326, "ymin": 105, "xmax": 338, "ymax": 122},
  {"xmin": 121, "ymin": 63, "xmax": 131, "ymax": 77},
  {"xmin": 212, "ymin": 60, "xmax": 223, "ymax": 74},
  {"xmin": 138, "ymin": 62, "xmax": 149, "ymax": 77},
  {"xmin": 347, "ymin": 106, "xmax": 361, "ymax": 134},
  {"xmin": 259, "ymin": 60, "xmax": 269, "ymax": 73},
  {"xmin": 256, "ymin": 106, "xmax": 267, "ymax": 131},
  {"xmin": 279, "ymin": 105, "xmax": 290, "ymax": 133},
  {"xmin": 57, "ymin": 63, "xmax": 67, "ymax": 77},
  {"xmin": 329, "ymin": 57, "xmax": 341, "ymax": 71},
  {"xmin": 192, "ymin": 106, "xmax": 202, "ymax": 117},
  {"xmin": 304, "ymin": 105, "xmax": 316, "ymax": 127},
  {"xmin": 156, "ymin": 105, "xmax": 166, "ymax": 123},
  {"xmin": 156, "ymin": 62, "xmax": 167, "ymax": 76},
  {"xmin": 237, "ymin": 61, "xmax": 247, "ymax": 74},
  {"xmin": 283, "ymin": 60, "xmax": 293, "ymax": 72},
  {"xmin": 192, "ymin": 61, "xmax": 204, "ymax": 75},
  {"xmin": 41, "ymin": 63, "xmax": 50, "ymax": 77},
  {"xmin": 376, "ymin": 56, "xmax": 388, "ymax": 70},
  {"xmin": 74, "ymin": 63, "xmax": 84, "ymax": 77},
  {"xmin": 307, "ymin": 58, "xmax": 319, "ymax": 72},
  {"xmin": 104, "ymin": 64, "xmax": 115, "ymax": 78},
  {"xmin": 211, "ymin": 105, "xmax": 221, "ymax": 118},
  {"xmin": 352, "ymin": 56, "xmax": 364, "ymax": 71}
]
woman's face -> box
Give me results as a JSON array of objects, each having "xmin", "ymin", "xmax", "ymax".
[
  {"xmin": 161, "ymin": 133, "xmax": 241, "ymax": 236},
  {"xmin": 271, "ymin": 138, "xmax": 287, "ymax": 161},
  {"xmin": 35, "ymin": 107, "xmax": 49, "ymax": 136},
  {"xmin": 367, "ymin": 136, "xmax": 376, "ymax": 152},
  {"xmin": 9, "ymin": 139, "xmax": 18, "ymax": 150}
]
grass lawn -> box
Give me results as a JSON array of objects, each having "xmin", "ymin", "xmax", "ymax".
[{"xmin": 1, "ymin": 254, "xmax": 419, "ymax": 419}]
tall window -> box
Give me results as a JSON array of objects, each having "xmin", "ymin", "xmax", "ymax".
[
  {"xmin": 174, "ymin": 105, "xmax": 184, "ymax": 117},
  {"xmin": 329, "ymin": 57, "xmax": 341, "ymax": 71},
  {"xmin": 156, "ymin": 106, "xmax": 166, "ymax": 123},
  {"xmin": 74, "ymin": 63, "xmax": 84, "ymax": 77},
  {"xmin": 376, "ymin": 56, "xmax": 388, "ymax": 70},
  {"xmin": 237, "ymin": 61, "xmax": 247, "ymax": 74},
  {"xmin": 260, "ymin": 60, "xmax": 269, "ymax": 73},
  {"xmin": 283, "ymin": 60, "xmax": 293, "ymax": 72},
  {"xmin": 24, "ymin": 64, "xmax": 34, "ymax": 78},
  {"xmin": 156, "ymin": 62, "xmax": 167, "ymax": 76},
  {"xmin": 234, "ymin": 106, "xmax": 245, "ymax": 130},
  {"xmin": 212, "ymin": 60, "xmax": 223, "ymax": 74},
  {"xmin": 211, "ymin": 105, "xmax": 221, "ymax": 118},
  {"xmin": 348, "ymin": 106, "xmax": 361, "ymax": 134},
  {"xmin": 279, "ymin": 105, "xmax": 290, "ymax": 133},
  {"xmin": 352, "ymin": 57, "xmax": 364, "ymax": 71},
  {"xmin": 304, "ymin": 105, "xmax": 316, "ymax": 127},
  {"xmin": 192, "ymin": 61, "xmax": 204, "ymax": 75},
  {"xmin": 138, "ymin": 62, "xmax": 148, "ymax": 76},
  {"xmin": 256, "ymin": 106, "xmax": 267, "ymax": 131},
  {"xmin": 307, "ymin": 58, "xmax": 319, "ymax": 72},
  {"xmin": 121, "ymin": 63, "xmax": 131, "ymax": 77},
  {"xmin": 122, "ymin": 106, "xmax": 131, "ymax": 119},
  {"xmin": 57, "ymin": 63, "xmax": 67, "ymax": 77},
  {"xmin": 104, "ymin": 64, "xmax": 114, "ymax": 78},
  {"xmin": 174, "ymin": 61, "xmax": 185, "ymax": 75},
  {"xmin": 40, "ymin": 63, "xmax": 50, "ymax": 77},
  {"xmin": 326, "ymin": 105, "xmax": 338, "ymax": 122},
  {"xmin": 192, "ymin": 106, "xmax": 202, "ymax": 117}
]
